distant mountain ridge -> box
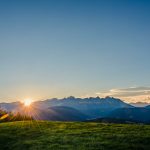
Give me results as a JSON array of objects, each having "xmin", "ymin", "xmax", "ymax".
[
  {"xmin": 1, "ymin": 97, "xmax": 150, "ymax": 123},
  {"xmin": 0, "ymin": 96, "xmax": 133, "ymax": 121},
  {"xmin": 34, "ymin": 96, "xmax": 133, "ymax": 118},
  {"xmin": 130, "ymin": 102, "xmax": 150, "ymax": 107},
  {"xmin": 1, "ymin": 96, "xmax": 131, "ymax": 110}
]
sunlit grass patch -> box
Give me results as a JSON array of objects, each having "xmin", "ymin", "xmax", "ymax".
[{"xmin": 0, "ymin": 121, "xmax": 150, "ymax": 150}]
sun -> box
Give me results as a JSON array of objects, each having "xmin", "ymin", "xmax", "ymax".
[{"xmin": 23, "ymin": 98, "xmax": 33, "ymax": 107}]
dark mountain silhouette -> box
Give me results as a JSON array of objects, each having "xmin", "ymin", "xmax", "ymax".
[
  {"xmin": 130, "ymin": 102, "xmax": 149, "ymax": 107},
  {"xmin": 17, "ymin": 106, "xmax": 88, "ymax": 121},
  {"xmin": 145, "ymin": 105, "xmax": 150, "ymax": 109},
  {"xmin": 47, "ymin": 106, "xmax": 89, "ymax": 121},
  {"xmin": 86, "ymin": 117, "xmax": 139, "ymax": 124},
  {"xmin": 106, "ymin": 107, "xmax": 150, "ymax": 123}
]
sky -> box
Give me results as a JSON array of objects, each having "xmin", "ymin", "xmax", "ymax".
[{"xmin": 0, "ymin": 0, "xmax": 150, "ymax": 103}]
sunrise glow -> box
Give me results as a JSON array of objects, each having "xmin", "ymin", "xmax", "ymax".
[{"xmin": 23, "ymin": 98, "xmax": 32, "ymax": 107}]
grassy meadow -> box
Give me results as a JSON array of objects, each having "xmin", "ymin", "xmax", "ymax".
[{"xmin": 0, "ymin": 121, "xmax": 150, "ymax": 150}]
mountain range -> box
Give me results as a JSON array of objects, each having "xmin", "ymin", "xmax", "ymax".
[{"xmin": 0, "ymin": 96, "xmax": 150, "ymax": 123}]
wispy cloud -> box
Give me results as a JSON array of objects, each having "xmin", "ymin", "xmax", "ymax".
[{"xmin": 96, "ymin": 86, "xmax": 150, "ymax": 103}]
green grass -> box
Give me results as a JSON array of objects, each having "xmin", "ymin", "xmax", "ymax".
[{"xmin": 0, "ymin": 121, "xmax": 150, "ymax": 150}]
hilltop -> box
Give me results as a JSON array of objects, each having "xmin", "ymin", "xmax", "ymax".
[{"xmin": 0, "ymin": 121, "xmax": 150, "ymax": 150}]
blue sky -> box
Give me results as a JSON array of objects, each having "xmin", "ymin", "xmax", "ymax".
[{"xmin": 0, "ymin": 0, "xmax": 150, "ymax": 102}]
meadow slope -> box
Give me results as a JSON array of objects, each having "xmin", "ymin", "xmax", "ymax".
[{"xmin": 0, "ymin": 121, "xmax": 150, "ymax": 150}]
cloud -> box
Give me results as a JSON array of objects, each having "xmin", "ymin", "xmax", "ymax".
[{"xmin": 96, "ymin": 86, "xmax": 150, "ymax": 103}]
